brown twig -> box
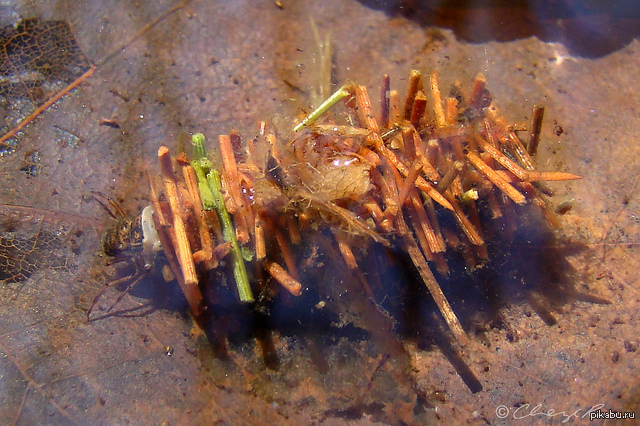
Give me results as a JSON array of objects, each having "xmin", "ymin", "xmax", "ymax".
[
  {"xmin": 0, "ymin": 65, "xmax": 97, "ymax": 147},
  {"xmin": 255, "ymin": 216, "xmax": 267, "ymax": 260},
  {"xmin": 389, "ymin": 89, "xmax": 401, "ymax": 125},
  {"xmin": 403, "ymin": 70, "xmax": 422, "ymax": 121},
  {"xmin": 275, "ymin": 227, "xmax": 299, "ymax": 280},
  {"xmin": 465, "ymin": 150, "xmax": 526, "ymax": 205},
  {"xmin": 380, "ymin": 73, "xmax": 391, "ymax": 129},
  {"xmin": 436, "ymin": 160, "xmax": 463, "ymax": 192},
  {"xmin": 445, "ymin": 97, "xmax": 459, "ymax": 124},
  {"xmin": 176, "ymin": 153, "xmax": 216, "ymax": 270},
  {"xmin": 397, "ymin": 159, "xmax": 423, "ymax": 206},
  {"xmin": 157, "ymin": 147, "xmax": 204, "ymax": 314},
  {"xmin": 475, "ymin": 135, "xmax": 529, "ymax": 181},
  {"xmin": 397, "ymin": 213, "xmax": 469, "ymax": 346},
  {"xmin": 264, "ymin": 261, "xmax": 302, "ymax": 296},
  {"xmin": 496, "ymin": 170, "xmax": 582, "ymax": 183},
  {"xmin": 430, "ymin": 71, "xmax": 446, "ymax": 128},
  {"xmin": 444, "ymin": 192, "xmax": 485, "ymax": 246},
  {"xmin": 527, "ymin": 104, "xmax": 545, "ymax": 157},
  {"xmin": 410, "ymin": 90, "xmax": 428, "ymax": 129},
  {"xmin": 335, "ymin": 231, "xmax": 358, "ymax": 270},
  {"xmin": 469, "ymin": 73, "xmax": 486, "ymax": 109},
  {"xmin": 410, "ymin": 191, "xmax": 443, "ymax": 253}
]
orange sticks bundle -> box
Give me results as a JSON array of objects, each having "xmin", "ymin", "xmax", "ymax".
[{"xmin": 143, "ymin": 70, "xmax": 579, "ymax": 346}]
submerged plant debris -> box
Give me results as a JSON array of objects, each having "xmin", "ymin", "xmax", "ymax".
[
  {"xmin": 91, "ymin": 70, "xmax": 593, "ymax": 391},
  {"xmin": 0, "ymin": 18, "xmax": 94, "ymax": 155},
  {"xmin": 2, "ymin": 1, "xmax": 638, "ymax": 423},
  {"xmin": 0, "ymin": 221, "xmax": 72, "ymax": 284}
]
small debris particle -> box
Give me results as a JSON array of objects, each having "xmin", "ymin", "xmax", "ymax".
[
  {"xmin": 553, "ymin": 120, "xmax": 564, "ymax": 136},
  {"xmin": 623, "ymin": 340, "xmax": 638, "ymax": 353},
  {"xmin": 611, "ymin": 351, "xmax": 620, "ymax": 363},
  {"xmin": 99, "ymin": 119, "xmax": 120, "ymax": 129},
  {"xmin": 555, "ymin": 200, "xmax": 573, "ymax": 215}
]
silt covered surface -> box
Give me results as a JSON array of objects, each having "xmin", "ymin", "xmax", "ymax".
[{"xmin": 0, "ymin": 0, "xmax": 639, "ymax": 424}]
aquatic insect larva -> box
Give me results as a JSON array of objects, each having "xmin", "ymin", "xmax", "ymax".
[
  {"xmin": 101, "ymin": 205, "xmax": 162, "ymax": 269},
  {"xmin": 89, "ymin": 200, "xmax": 163, "ymax": 318}
]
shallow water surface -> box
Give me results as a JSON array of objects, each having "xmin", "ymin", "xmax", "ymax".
[{"xmin": 1, "ymin": 1, "xmax": 639, "ymax": 423}]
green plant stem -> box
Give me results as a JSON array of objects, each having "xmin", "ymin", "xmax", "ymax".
[
  {"xmin": 293, "ymin": 84, "xmax": 350, "ymax": 132},
  {"xmin": 191, "ymin": 133, "xmax": 254, "ymax": 303}
]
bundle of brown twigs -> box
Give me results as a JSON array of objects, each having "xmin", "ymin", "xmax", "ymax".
[{"xmin": 102, "ymin": 70, "xmax": 580, "ymax": 346}]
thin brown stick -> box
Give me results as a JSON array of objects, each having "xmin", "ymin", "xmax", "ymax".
[
  {"xmin": 158, "ymin": 147, "xmax": 199, "ymax": 286},
  {"xmin": 444, "ymin": 97, "xmax": 459, "ymax": 124},
  {"xmin": 275, "ymin": 227, "xmax": 299, "ymax": 280},
  {"xmin": 451, "ymin": 136, "xmax": 466, "ymax": 162},
  {"xmin": 375, "ymin": 136, "xmax": 452, "ymax": 209},
  {"xmin": 0, "ymin": 65, "xmax": 96, "ymax": 146},
  {"xmin": 370, "ymin": 166, "xmax": 399, "ymax": 219},
  {"xmin": 154, "ymin": 146, "xmax": 204, "ymax": 315},
  {"xmin": 498, "ymin": 192, "xmax": 516, "ymax": 241},
  {"xmin": 487, "ymin": 107, "xmax": 537, "ymax": 171},
  {"xmin": 526, "ymin": 170, "xmax": 582, "ymax": 182},
  {"xmin": 363, "ymin": 201, "xmax": 387, "ymax": 229},
  {"xmin": 527, "ymin": 104, "xmax": 545, "ymax": 157},
  {"xmin": 219, "ymin": 134, "xmax": 251, "ymax": 242},
  {"xmin": 343, "ymin": 84, "xmax": 360, "ymax": 127},
  {"xmin": 470, "ymin": 73, "xmax": 486, "ymax": 109},
  {"xmin": 281, "ymin": 217, "xmax": 297, "ymax": 246},
  {"xmin": 360, "ymin": 147, "xmax": 382, "ymax": 167},
  {"xmin": 397, "ymin": 213, "xmax": 469, "ymax": 346},
  {"xmin": 424, "ymin": 196, "xmax": 446, "ymax": 252},
  {"xmin": 475, "ymin": 135, "xmax": 529, "ymax": 181},
  {"xmin": 380, "ymin": 73, "xmax": 390, "ymax": 129},
  {"xmin": 410, "ymin": 191, "xmax": 443, "ymax": 253},
  {"xmin": 401, "ymin": 125, "xmax": 417, "ymax": 161},
  {"xmin": 465, "ymin": 150, "xmax": 526, "ymax": 204},
  {"xmin": 177, "ymin": 153, "xmax": 215, "ymax": 269},
  {"xmin": 219, "ymin": 174, "xmax": 237, "ymax": 214},
  {"xmin": 465, "ymin": 200, "xmax": 488, "ymax": 260},
  {"xmin": 397, "ymin": 159, "xmax": 423, "ymax": 206},
  {"xmin": 443, "ymin": 226, "xmax": 461, "ymax": 249},
  {"xmin": 403, "ymin": 70, "xmax": 422, "ymax": 120},
  {"xmin": 239, "ymin": 172, "xmax": 256, "ymax": 239},
  {"xmin": 389, "ymin": 89, "xmax": 401, "ymax": 125},
  {"xmin": 407, "ymin": 206, "xmax": 434, "ymax": 261},
  {"xmin": 264, "ymin": 261, "xmax": 302, "ymax": 296},
  {"xmin": 335, "ymin": 232, "xmax": 358, "ymax": 270},
  {"xmin": 436, "ymin": 160, "xmax": 463, "ymax": 192},
  {"xmin": 445, "ymin": 192, "xmax": 485, "ymax": 246},
  {"xmin": 430, "ymin": 71, "xmax": 446, "ymax": 128},
  {"xmin": 255, "ymin": 217, "xmax": 266, "ymax": 260},
  {"xmin": 219, "ymin": 134, "xmax": 241, "ymax": 187},
  {"xmin": 410, "ymin": 90, "xmax": 428, "ymax": 129},
  {"xmin": 147, "ymin": 172, "xmax": 168, "ymax": 228},
  {"xmin": 415, "ymin": 173, "xmax": 452, "ymax": 210},
  {"xmin": 496, "ymin": 170, "xmax": 582, "ymax": 183},
  {"xmin": 426, "ymin": 138, "xmax": 440, "ymax": 169},
  {"xmin": 411, "ymin": 128, "xmax": 440, "ymax": 182},
  {"xmin": 355, "ymin": 85, "xmax": 382, "ymax": 135}
]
